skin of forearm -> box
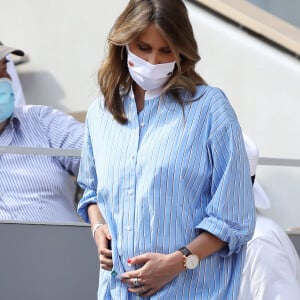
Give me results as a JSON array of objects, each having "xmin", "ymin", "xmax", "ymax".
[
  {"xmin": 87, "ymin": 203, "xmax": 106, "ymax": 227},
  {"xmin": 186, "ymin": 231, "xmax": 226, "ymax": 260}
]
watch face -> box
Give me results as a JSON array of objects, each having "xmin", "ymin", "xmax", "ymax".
[{"xmin": 185, "ymin": 254, "xmax": 199, "ymax": 269}]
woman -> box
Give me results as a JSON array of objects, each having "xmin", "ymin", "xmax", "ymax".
[{"xmin": 77, "ymin": 0, "xmax": 255, "ymax": 299}]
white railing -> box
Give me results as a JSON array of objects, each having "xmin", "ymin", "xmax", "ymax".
[{"xmin": 1, "ymin": 146, "xmax": 300, "ymax": 167}]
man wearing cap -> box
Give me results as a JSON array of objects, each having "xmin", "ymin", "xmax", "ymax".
[
  {"xmin": 0, "ymin": 42, "xmax": 26, "ymax": 106},
  {"xmin": 238, "ymin": 135, "xmax": 300, "ymax": 299},
  {"xmin": 0, "ymin": 43, "xmax": 84, "ymax": 223}
]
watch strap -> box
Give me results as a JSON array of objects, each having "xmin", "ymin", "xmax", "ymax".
[{"xmin": 178, "ymin": 246, "xmax": 192, "ymax": 257}]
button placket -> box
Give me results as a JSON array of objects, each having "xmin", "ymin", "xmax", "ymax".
[{"xmin": 124, "ymin": 101, "xmax": 140, "ymax": 258}]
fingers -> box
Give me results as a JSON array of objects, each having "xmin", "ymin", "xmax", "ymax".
[
  {"xmin": 98, "ymin": 244, "xmax": 113, "ymax": 270},
  {"xmin": 97, "ymin": 238, "xmax": 112, "ymax": 256},
  {"xmin": 95, "ymin": 225, "xmax": 112, "ymax": 252},
  {"xmin": 119, "ymin": 274, "xmax": 156, "ymax": 297},
  {"xmin": 127, "ymin": 253, "xmax": 150, "ymax": 266},
  {"xmin": 93, "ymin": 224, "xmax": 113, "ymax": 270},
  {"xmin": 132, "ymin": 286, "xmax": 153, "ymax": 298},
  {"xmin": 101, "ymin": 225, "xmax": 112, "ymax": 240},
  {"xmin": 126, "ymin": 281, "xmax": 155, "ymax": 298},
  {"xmin": 121, "ymin": 253, "xmax": 150, "ymax": 283},
  {"xmin": 99, "ymin": 256, "xmax": 113, "ymax": 270},
  {"xmin": 99, "ymin": 249, "xmax": 113, "ymax": 271}
]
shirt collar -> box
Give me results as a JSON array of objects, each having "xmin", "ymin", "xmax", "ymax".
[
  {"xmin": 9, "ymin": 108, "xmax": 21, "ymax": 129},
  {"xmin": 129, "ymin": 86, "xmax": 163, "ymax": 101},
  {"xmin": 0, "ymin": 114, "xmax": 20, "ymax": 136}
]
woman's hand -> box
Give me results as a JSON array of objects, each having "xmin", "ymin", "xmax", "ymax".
[
  {"xmin": 93, "ymin": 224, "xmax": 113, "ymax": 271},
  {"xmin": 121, "ymin": 251, "xmax": 184, "ymax": 297}
]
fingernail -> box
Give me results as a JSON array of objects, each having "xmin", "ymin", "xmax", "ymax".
[{"xmin": 127, "ymin": 259, "xmax": 132, "ymax": 263}]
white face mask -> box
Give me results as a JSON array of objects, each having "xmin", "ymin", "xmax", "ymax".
[{"xmin": 127, "ymin": 46, "xmax": 176, "ymax": 91}]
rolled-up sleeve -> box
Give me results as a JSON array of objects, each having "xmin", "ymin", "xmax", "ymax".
[
  {"xmin": 197, "ymin": 122, "xmax": 256, "ymax": 256},
  {"xmin": 77, "ymin": 113, "xmax": 98, "ymax": 223}
]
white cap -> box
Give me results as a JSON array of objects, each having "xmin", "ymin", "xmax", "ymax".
[
  {"xmin": 0, "ymin": 44, "xmax": 24, "ymax": 61},
  {"xmin": 243, "ymin": 134, "xmax": 271, "ymax": 210}
]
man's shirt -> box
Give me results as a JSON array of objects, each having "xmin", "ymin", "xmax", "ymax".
[
  {"xmin": 0, "ymin": 105, "xmax": 84, "ymax": 222},
  {"xmin": 239, "ymin": 212, "xmax": 300, "ymax": 300}
]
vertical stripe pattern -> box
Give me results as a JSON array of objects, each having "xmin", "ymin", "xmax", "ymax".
[
  {"xmin": 77, "ymin": 85, "xmax": 256, "ymax": 299},
  {"xmin": 0, "ymin": 105, "xmax": 84, "ymax": 222}
]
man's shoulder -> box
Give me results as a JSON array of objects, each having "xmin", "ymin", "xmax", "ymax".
[
  {"xmin": 250, "ymin": 213, "xmax": 292, "ymax": 248},
  {"xmin": 15, "ymin": 105, "xmax": 80, "ymax": 120},
  {"xmin": 13, "ymin": 105, "xmax": 84, "ymax": 132},
  {"xmin": 14, "ymin": 105, "xmax": 51, "ymax": 117}
]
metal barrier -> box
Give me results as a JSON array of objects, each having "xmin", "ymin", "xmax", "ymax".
[
  {"xmin": 0, "ymin": 146, "xmax": 81, "ymax": 157},
  {"xmin": 0, "ymin": 221, "xmax": 99, "ymax": 300},
  {"xmin": 1, "ymin": 146, "xmax": 300, "ymax": 166}
]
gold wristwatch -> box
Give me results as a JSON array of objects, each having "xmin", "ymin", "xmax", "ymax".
[{"xmin": 178, "ymin": 246, "xmax": 199, "ymax": 269}]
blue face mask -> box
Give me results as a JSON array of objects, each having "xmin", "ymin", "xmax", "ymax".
[{"xmin": 0, "ymin": 78, "xmax": 15, "ymax": 122}]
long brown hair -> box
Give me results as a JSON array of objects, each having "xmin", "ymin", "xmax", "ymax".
[{"xmin": 98, "ymin": 0, "xmax": 206, "ymax": 124}]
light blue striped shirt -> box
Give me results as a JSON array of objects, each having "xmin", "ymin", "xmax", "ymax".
[
  {"xmin": 78, "ymin": 85, "xmax": 255, "ymax": 299},
  {"xmin": 0, "ymin": 105, "xmax": 84, "ymax": 222}
]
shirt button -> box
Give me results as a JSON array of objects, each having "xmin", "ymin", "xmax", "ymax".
[
  {"xmin": 128, "ymin": 189, "xmax": 134, "ymax": 195},
  {"xmin": 127, "ymin": 225, "xmax": 131, "ymax": 231},
  {"xmin": 140, "ymin": 122, "xmax": 145, "ymax": 127}
]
